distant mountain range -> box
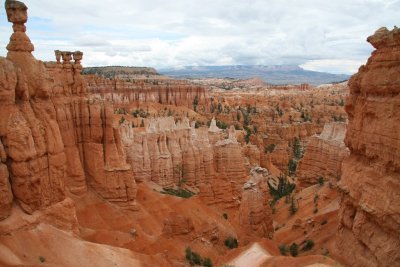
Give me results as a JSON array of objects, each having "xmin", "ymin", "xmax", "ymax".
[{"xmin": 159, "ymin": 65, "xmax": 351, "ymax": 85}]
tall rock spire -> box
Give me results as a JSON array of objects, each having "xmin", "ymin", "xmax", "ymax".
[{"xmin": 5, "ymin": 0, "xmax": 34, "ymax": 52}]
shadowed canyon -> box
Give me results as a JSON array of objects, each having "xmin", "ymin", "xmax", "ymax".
[{"xmin": 0, "ymin": 1, "xmax": 399, "ymax": 267}]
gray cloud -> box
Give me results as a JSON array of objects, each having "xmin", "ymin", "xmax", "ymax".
[{"xmin": 0, "ymin": 0, "xmax": 399, "ymax": 73}]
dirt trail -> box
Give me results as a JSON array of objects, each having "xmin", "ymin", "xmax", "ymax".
[{"xmin": 228, "ymin": 242, "xmax": 271, "ymax": 267}]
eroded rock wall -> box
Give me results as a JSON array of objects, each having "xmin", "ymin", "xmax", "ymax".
[
  {"xmin": 297, "ymin": 123, "xmax": 349, "ymax": 188},
  {"xmin": 336, "ymin": 27, "xmax": 400, "ymax": 267},
  {"xmin": 239, "ymin": 167, "xmax": 273, "ymax": 238},
  {"xmin": 120, "ymin": 118, "xmax": 247, "ymax": 209},
  {"xmin": 84, "ymin": 75, "xmax": 208, "ymax": 107},
  {"xmin": 0, "ymin": 2, "xmax": 138, "ymax": 219}
]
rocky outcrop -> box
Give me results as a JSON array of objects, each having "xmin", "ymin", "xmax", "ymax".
[
  {"xmin": 0, "ymin": 140, "xmax": 12, "ymax": 220},
  {"xmin": 239, "ymin": 167, "xmax": 273, "ymax": 238},
  {"xmin": 120, "ymin": 117, "xmax": 247, "ymax": 209},
  {"xmin": 84, "ymin": 74, "xmax": 208, "ymax": 107},
  {"xmin": 210, "ymin": 135, "xmax": 247, "ymax": 208},
  {"xmin": 243, "ymin": 144, "xmax": 261, "ymax": 169},
  {"xmin": 162, "ymin": 212, "xmax": 195, "ymax": 237},
  {"xmin": 262, "ymin": 123, "xmax": 323, "ymax": 170},
  {"xmin": 0, "ymin": 1, "xmax": 137, "ymax": 219},
  {"xmin": 120, "ymin": 117, "xmax": 214, "ymax": 187},
  {"xmin": 297, "ymin": 123, "xmax": 349, "ymax": 188},
  {"xmin": 336, "ymin": 27, "xmax": 400, "ymax": 267}
]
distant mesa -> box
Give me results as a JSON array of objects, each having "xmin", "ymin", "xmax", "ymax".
[
  {"xmin": 82, "ymin": 66, "xmax": 162, "ymax": 80},
  {"xmin": 159, "ymin": 65, "xmax": 350, "ymax": 86}
]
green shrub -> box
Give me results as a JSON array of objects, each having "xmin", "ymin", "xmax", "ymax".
[
  {"xmin": 302, "ymin": 239, "xmax": 314, "ymax": 251},
  {"xmin": 185, "ymin": 247, "xmax": 213, "ymax": 267},
  {"xmin": 292, "ymin": 137, "xmax": 303, "ymax": 159},
  {"xmin": 223, "ymin": 213, "xmax": 228, "ymax": 220},
  {"xmin": 289, "ymin": 243, "xmax": 299, "ymax": 257},
  {"xmin": 224, "ymin": 237, "xmax": 238, "ymax": 249},
  {"xmin": 268, "ymin": 175, "xmax": 295, "ymax": 201},
  {"xmin": 318, "ymin": 176, "xmax": 324, "ymax": 186},
  {"xmin": 161, "ymin": 188, "xmax": 195, "ymax": 199},
  {"xmin": 314, "ymin": 194, "xmax": 319, "ymax": 203},
  {"xmin": 321, "ymin": 219, "xmax": 328, "ymax": 225},
  {"xmin": 192, "ymin": 96, "xmax": 199, "ymax": 111},
  {"xmin": 279, "ymin": 244, "xmax": 288, "ymax": 255},
  {"xmin": 203, "ymin": 258, "xmax": 213, "ymax": 267},
  {"xmin": 288, "ymin": 159, "xmax": 298, "ymax": 175},
  {"xmin": 38, "ymin": 256, "xmax": 45, "ymax": 263}
]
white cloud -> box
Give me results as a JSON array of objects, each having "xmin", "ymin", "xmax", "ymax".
[
  {"xmin": 300, "ymin": 59, "xmax": 367, "ymax": 74},
  {"xmin": 0, "ymin": 0, "xmax": 399, "ymax": 74}
]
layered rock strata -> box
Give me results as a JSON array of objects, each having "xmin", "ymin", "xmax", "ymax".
[
  {"xmin": 239, "ymin": 167, "xmax": 273, "ymax": 238},
  {"xmin": 297, "ymin": 123, "xmax": 349, "ymax": 188},
  {"xmin": 336, "ymin": 27, "xmax": 400, "ymax": 267},
  {"xmin": 0, "ymin": 1, "xmax": 137, "ymax": 219},
  {"xmin": 262, "ymin": 123, "xmax": 323, "ymax": 170},
  {"xmin": 120, "ymin": 118, "xmax": 247, "ymax": 208},
  {"xmin": 84, "ymin": 74, "xmax": 208, "ymax": 107}
]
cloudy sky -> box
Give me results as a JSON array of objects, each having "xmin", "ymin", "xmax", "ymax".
[{"xmin": 0, "ymin": 0, "xmax": 398, "ymax": 74}]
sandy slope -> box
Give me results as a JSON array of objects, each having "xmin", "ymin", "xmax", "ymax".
[{"xmin": 228, "ymin": 242, "xmax": 271, "ymax": 267}]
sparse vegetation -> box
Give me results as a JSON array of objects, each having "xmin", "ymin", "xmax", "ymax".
[
  {"xmin": 224, "ymin": 237, "xmax": 238, "ymax": 249},
  {"xmin": 321, "ymin": 219, "xmax": 328, "ymax": 225},
  {"xmin": 216, "ymin": 119, "xmax": 228, "ymax": 129},
  {"xmin": 290, "ymin": 243, "xmax": 299, "ymax": 257},
  {"xmin": 289, "ymin": 197, "xmax": 298, "ymax": 215},
  {"xmin": 292, "ymin": 137, "xmax": 303, "ymax": 159},
  {"xmin": 185, "ymin": 247, "xmax": 212, "ymax": 266},
  {"xmin": 288, "ymin": 158, "xmax": 298, "ymax": 176},
  {"xmin": 279, "ymin": 244, "xmax": 288, "ymax": 255},
  {"xmin": 318, "ymin": 176, "xmax": 325, "ymax": 186},
  {"xmin": 119, "ymin": 116, "xmax": 126, "ymax": 124},
  {"xmin": 161, "ymin": 188, "xmax": 195, "ymax": 198},
  {"xmin": 38, "ymin": 256, "xmax": 45, "ymax": 263},
  {"xmin": 131, "ymin": 108, "xmax": 149, "ymax": 118},
  {"xmin": 223, "ymin": 213, "xmax": 228, "ymax": 220},
  {"xmin": 244, "ymin": 126, "xmax": 252, "ymax": 144},
  {"xmin": 268, "ymin": 175, "xmax": 296, "ymax": 201},
  {"xmin": 192, "ymin": 95, "xmax": 199, "ymax": 111},
  {"xmin": 302, "ymin": 239, "xmax": 315, "ymax": 251}
]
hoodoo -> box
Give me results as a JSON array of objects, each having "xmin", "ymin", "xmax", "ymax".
[{"xmin": 0, "ymin": 1, "xmax": 398, "ymax": 266}]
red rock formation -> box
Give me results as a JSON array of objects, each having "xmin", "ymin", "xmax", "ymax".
[
  {"xmin": 336, "ymin": 27, "xmax": 400, "ymax": 267},
  {"xmin": 297, "ymin": 122, "xmax": 349, "ymax": 188},
  {"xmin": 239, "ymin": 167, "xmax": 273, "ymax": 238},
  {"xmin": 120, "ymin": 117, "xmax": 247, "ymax": 209},
  {"xmin": 210, "ymin": 134, "xmax": 247, "ymax": 208},
  {"xmin": 262, "ymin": 123, "xmax": 323, "ymax": 170},
  {"xmin": 84, "ymin": 74, "xmax": 208, "ymax": 108},
  {"xmin": 0, "ymin": 2, "xmax": 137, "ymax": 218},
  {"xmin": 0, "ymin": 140, "xmax": 12, "ymax": 220},
  {"xmin": 163, "ymin": 212, "xmax": 195, "ymax": 236}
]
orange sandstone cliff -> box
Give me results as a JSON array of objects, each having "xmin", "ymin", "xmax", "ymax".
[
  {"xmin": 336, "ymin": 27, "xmax": 400, "ymax": 267},
  {"xmin": 0, "ymin": 0, "xmax": 137, "ymax": 217},
  {"xmin": 297, "ymin": 122, "xmax": 349, "ymax": 188}
]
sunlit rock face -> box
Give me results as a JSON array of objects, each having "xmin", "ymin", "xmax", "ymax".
[
  {"xmin": 297, "ymin": 122, "xmax": 349, "ymax": 188},
  {"xmin": 336, "ymin": 27, "xmax": 400, "ymax": 267}
]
